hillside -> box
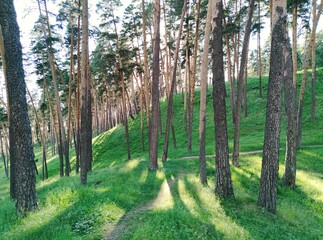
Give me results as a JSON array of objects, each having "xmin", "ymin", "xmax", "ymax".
[{"xmin": 0, "ymin": 71, "xmax": 323, "ymax": 239}]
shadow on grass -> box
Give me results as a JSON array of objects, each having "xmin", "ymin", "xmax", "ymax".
[
  {"xmin": 219, "ymin": 159, "xmax": 323, "ymax": 240},
  {"xmin": 117, "ymin": 172, "xmax": 225, "ymax": 240}
]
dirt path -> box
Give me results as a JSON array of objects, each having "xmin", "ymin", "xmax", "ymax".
[
  {"xmin": 175, "ymin": 144, "xmax": 323, "ymax": 161},
  {"xmin": 104, "ymin": 173, "xmax": 185, "ymax": 240}
]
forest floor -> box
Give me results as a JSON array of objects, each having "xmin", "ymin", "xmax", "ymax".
[{"xmin": 1, "ymin": 72, "xmax": 323, "ymax": 239}]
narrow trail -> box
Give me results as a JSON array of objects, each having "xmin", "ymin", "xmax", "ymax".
[
  {"xmin": 104, "ymin": 144, "xmax": 322, "ymax": 239},
  {"xmin": 104, "ymin": 173, "xmax": 185, "ymax": 240},
  {"xmin": 176, "ymin": 144, "xmax": 323, "ymax": 161}
]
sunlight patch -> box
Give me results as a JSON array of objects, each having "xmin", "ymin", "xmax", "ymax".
[
  {"xmin": 297, "ymin": 170, "xmax": 323, "ymax": 202},
  {"xmin": 120, "ymin": 159, "xmax": 139, "ymax": 173},
  {"xmin": 151, "ymin": 179, "xmax": 174, "ymax": 210}
]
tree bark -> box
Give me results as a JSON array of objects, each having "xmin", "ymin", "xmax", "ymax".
[
  {"xmin": 258, "ymin": 0, "xmax": 286, "ymax": 213},
  {"xmin": 37, "ymin": 0, "xmax": 69, "ymax": 177},
  {"xmin": 0, "ymin": 0, "xmax": 38, "ymax": 215},
  {"xmin": 199, "ymin": 0, "xmax": 213, "ymax": 185},
  {"xmin": 0, "ymin": 130, "xmax": 8, "ymax": 178},
  {"xmin": 297, "ymin": 1, "xmax": 323, "ymax": 147},
  {"xmin": 142, "ymin": 0, "xmax": 151, "ymax": 146},
  {"xmin": 311, "ymin": 0, "xmax": 317, "ymax": 120},
  {"xmin": 80, "ymin": 0, "xmax": 93, "ymax": 185},
  {"xmin": 258, "ymin": 0, "xmax": 263, "ymax": 98},
  {"xmin": 188, "ymin": 0, "xmax": 201, "ymax": 152},
  {"xmin": 149, "ymin": 0, "xmax": 161, "ymax": 170},
  {"xmin": 282, "ymin": 34, "xmax": 297, "ymax": 188},
  {"xmin": 292, "ymin": 3, "xmax": 297, "ymax": 87},
  {"xmin": 162, "ymin": 0, "xmax": 187, "ymax": 162},
  {"xmin": 212, "ymin": 0, "xmax": 234, "ymax": 198},
  {"xmin": 232, "ymin": 0, "xmax": 255, "ymax": 167},
  {"xmin": 223, "ymin": 18, "xmax": 235, "ymax": 123},
  {"xmin": 27, "ymin": 87, "xmax": 48, "ymax": 181},
  {"xmin": 112, "ymin": 13, "xmax": 131, "ymax": 161}
]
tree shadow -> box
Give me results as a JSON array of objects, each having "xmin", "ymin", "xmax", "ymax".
[
  {"xmin": 115, "ymin": 169, "xmax": 226, "ymax": 240},
  {"xmin": 219, "ymin": 162, "xmax": 323, "ymax": 240}
]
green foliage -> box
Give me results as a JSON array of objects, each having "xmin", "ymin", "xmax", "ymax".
[{"xmin": 0, "ymin": 69, "xmax": 323, "ymax": 239}]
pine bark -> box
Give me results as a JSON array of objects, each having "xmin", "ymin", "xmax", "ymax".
[
  {"xmin": 0, "ymin": 0, "xmax": 38, "ymax": 215},
  {"xmin": 188, "ymin": 0, "xmax": 201, "ymax": 152},
  {"xmin": 162, "ymin": 0, "xmax": 187, "ymax": 161},
  {"xmin": 199, "ymin": 0, "xmax": 213, "ymax": 185},
  {"xmin": 232, "ymin": 0, "xmax": 255, "ymax": 167},
  {"xmin": 297, "ymin": 1, "xmax": 323, "ymax": 147},
  {"xmin": 258, "ymin": 0, "xmax": 262, "ymax": 98},
  {"xmin": 282, "ymin": 35, "xmax": 297, "ymax": 188},
  {"xmin": 27, "ymin": 87, "xmax": 48, "ymax": 181},
  {"xmin": 258, "ymin": 0, "xmax": 286, "ymax": 213},
  {"xmin": 37, "ymin": 0, "xmax": 69, "ymax": 177},
  {"xmin": 112, "ymin": 13, "xmax": 131, "ymax": 161},
  {"xmin": 80, "ymin": 0, "xmax": 93, "ymax": 185},
  {"xmin": 0, "ymin": 130, "xmax": 8, "ymax": 178},
  {"xmin": 292, "ymin": 3, "xmax": 297, "ymax": 87},
  {"xmin": 142, "ymin": 0, "xmax": 151, "ymax": 145},
  {"xmin": 212, "ymin": 0, "xmax": 234, "ymax": 198},
  {"xmin": 311, "ymin": 0, "xmax": 317, "ymax": 120},
  {"xmin": 149, "ymin": 0, "xmax": 161, "ymax": 170}
]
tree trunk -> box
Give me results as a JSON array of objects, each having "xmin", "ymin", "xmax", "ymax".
[
  {"xmin": 37, "ymin": 0, "xmax": 69, "ymax": 177},
  {"xmin": 80, "ymin": 0, "xmax": 93, "ymax": 185},
  {"xmin": 0, "ymin": 0, "xmax": 38, "ymax": 215},
  {"xmin": 27, "ymin": 87, "xmax": 48, "ymax": 181},
  {"xmin": 232, "ymin": 0, "xmax": 255, "ymax": 167},
  {"xmin": 292, "ymin": 3, "xmax": 297, "ymax": 87},
  {"xmin": 149, "ymin": 0, "xmax": 161, "ymax": 170},
  {"xmin": 142, "ymin": 0, "xmax": 151, "ymax": 146},
  {"xmin": 67, "ymin": 15, "xmax": 75, "ymax": 159},
  {"xmin": 112, "ymin": 13, "xmax": 131, "ymax": 160},
  {"xmin": 223, "ymin": 19, "xmax": 235, "ymax": 123},
  {"xmin": 258, "ymin": 0, "xmax": 286, "ymax": 213},
  {"xmin": 75, "ymin": 1, "xmax": 81, "ymax": 174},
  {"xmin": 212, "ymin": 0, "xmax": 234, "ymax": 198},
  {"xmin": 282, "ymin": 34, "xmax": 297, "ymax": 188},
  {"xmin": 188, "ymin": 0, "xmax": 201, "ymax": 152},
  {"xmin": 199, "ymin": 0, "xmax": 213, "ymax": 185},
  {"xmin": 184, "ymin": 7, "xmax": 190, "ymax": 135},
  {"xmin": 311, "ymin": 0, "xmax": 317, "ymax": 120},
  {"xmin": 297, "ymin": 1, "xmax": 323, "ymax": 147},
  {"xmin": 0, "ymin": 130, "xmax": 8, "ymax": 178},
  {"xmin": 162, "ymin": 0, "xmax": 187, "ymax": 161},
  {"xmin": 244, "ymin": 45, "xmax": 249, "ymax": 117},
  {"xmin": 258, "ymin": 0, "xmax": 263, "ymax": 98}
]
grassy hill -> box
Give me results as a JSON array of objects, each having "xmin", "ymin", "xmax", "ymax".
[{"xmin": 0, "ymin": 70, "xmax": 322, "ymax": 239}]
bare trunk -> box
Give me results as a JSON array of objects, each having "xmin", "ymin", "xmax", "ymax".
[
  {"xmin": 258, "ymin": 0, "xmax": 286, "ymax": 213},
  {"xmin": 199, "ymin": 0, "xmax": 213, "ymax": 185},
  {"xmin": 297, "ymin": 1, "xmax": 322, "ymax": 147},
  {"xmin": 80, "ymin": 0, "xmax": 93, "ymax": 185},
  {"xmin": 149, "ymin": 0, "xmax": 161, "ymax": 170},
  {"xmin": 258, "ymin": 0, "xmax": 262, "ymax": 98},
  {"xmin": 112, "ymin": 13, "xmax": 131, "ymax": 160},
  {"xmin": 311, "ymin": 0, "xmax": 317, "ymax": 120},
  {"xmin": 232, "ymin": 0, "xmax": 255, "ymax": 167},
  {"xmin": 282, "ymin": 34, "xmax": 297, "ymax": 188},
  {"xmin": 292, "ymin": 4, "xmax": 297, "ymax": 87},
  {"xmin": 187, "ymin": 0, "xmax": 201, "ymax": 152},
  {"xmin": 224, "ymin": 19, "xmax": 235, "ymax": 122},
  {"xmin": 142, "ymin": 0, "xmax": 151, "ymax": 146},
  {"xmin": 162, "ymin": 0, "xmax": 187, "ymax": 161},
  {"xmin": 212, "ymin": 0, "xmax": 234, "ymax": 197}
]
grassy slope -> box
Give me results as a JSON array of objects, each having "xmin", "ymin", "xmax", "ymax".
[{"xmin": 0, "ymin": 70, "xmax": 322, "ymax": 240}]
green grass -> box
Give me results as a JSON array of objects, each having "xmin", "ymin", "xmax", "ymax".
[{"xmin": 0, "ymin": 69, "xmax": 322, "ymax": 239}]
